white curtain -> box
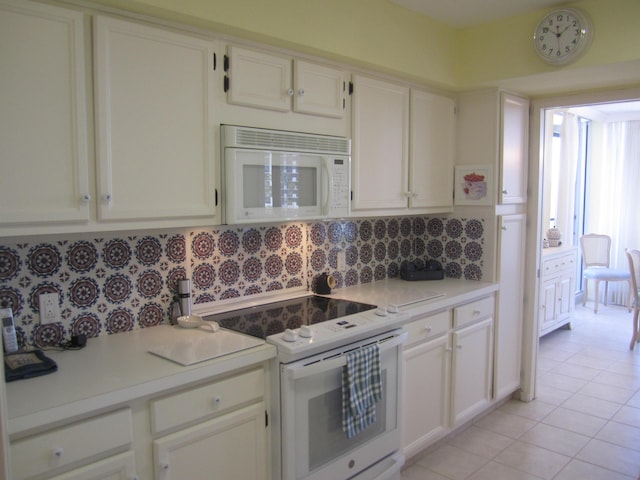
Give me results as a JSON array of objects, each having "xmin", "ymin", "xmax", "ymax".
[
  {"xmin": 556, "ymin": 112, "xmax": 580, "ymax": 244},
  {"xmin": 586, "ymin": 120, "xmax": 640, "ymax": 305}
]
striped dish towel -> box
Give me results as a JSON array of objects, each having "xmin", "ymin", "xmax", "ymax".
[{"xmin": 341, "ymin": 344, "xmax": 382, "ymax": 439}]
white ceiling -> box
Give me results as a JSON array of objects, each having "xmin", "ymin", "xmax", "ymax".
[{"xmin": 390, "ymin": 0, "xmax": 584, "ymax": 27}]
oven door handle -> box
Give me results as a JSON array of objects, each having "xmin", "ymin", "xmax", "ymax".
[{"xmin": 284, "ymin": 331, "xmax": 407, "ymax": 381}]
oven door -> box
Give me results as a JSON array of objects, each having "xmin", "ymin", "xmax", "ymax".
[{"xmin": 280, "ymin": 330, "xmax": 406, "ymax": 480}]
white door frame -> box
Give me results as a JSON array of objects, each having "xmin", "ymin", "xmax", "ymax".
[{"xmin": 521, "ymin": 86, "xmax": 640, "ymax": 402}]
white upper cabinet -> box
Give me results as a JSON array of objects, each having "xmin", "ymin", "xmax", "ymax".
[
  {"xmin": 456, "ymin": 89, "xmax": 529, "ymax": 206},
  {"xmin": 410, "ymin": 89, "xmax": 455, "ymax": 211},
  {"xmin": 94, "ymin": 16, "xmax": 219, "ymax": 223},
  {"xmin": 0, "ymin": 0, "xmax": 90, "ymax": 226},
  {"xmin": 352, "ymin": 76, "xmax": 454, "ymax": 215},
  {"xmin": 226, "ymin": 45, "xmax": 346, "ymax": 118},
  {"xmin": 500, "ymin": 93, "xmax": 529, "ymax": 204},
  {"xmin": 352, "ymin": 74, "xmax": 410, "ymax": 211}
]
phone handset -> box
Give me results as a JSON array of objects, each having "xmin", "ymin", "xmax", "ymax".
[{"xmin": 1, "ymin": 308, "xmax": 18, "ymax": 353}]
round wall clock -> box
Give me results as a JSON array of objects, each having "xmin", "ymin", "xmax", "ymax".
[{"xmin": 533, "ymin": 8, "xmax": 593, "ymax": 65}]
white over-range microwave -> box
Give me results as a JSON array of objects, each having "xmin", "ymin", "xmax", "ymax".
[{"xmin": 221, "ymin": 125, "xmax": 351, "ymax": 224}]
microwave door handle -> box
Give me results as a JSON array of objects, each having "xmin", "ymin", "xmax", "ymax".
[{"xmin": 322, "ymin": 157, "xmax": 331, "ymax": 215}]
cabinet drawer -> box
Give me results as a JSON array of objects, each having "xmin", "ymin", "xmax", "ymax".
[
  {"xmin": 151, "ymin": 368, "xmax": 264, "ymax": 434},
  {"xmin": 543, "ymin": 250, "xmax": 577, "ymax": 276},
  {"xmin": 11, "ymin": 409, "xmax": 133, "ymax": 479},
  {"xmin": 453, "ymin": 296, "xmax": 495, "ymax": 328},
  {"xmin": 404, "ymin": 310, "xmax": 450, "ymax": 346}
]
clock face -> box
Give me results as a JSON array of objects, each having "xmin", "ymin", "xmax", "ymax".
[{"xmin": 534, "ymin": 9, "xmax": 592, "ymax": 65}]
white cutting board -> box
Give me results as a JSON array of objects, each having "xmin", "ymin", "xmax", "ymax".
[{"xmin": 148, "ymin": 329, "xmax": 264, "ymax": 366}]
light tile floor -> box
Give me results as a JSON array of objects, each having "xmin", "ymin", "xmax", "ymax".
[{"xmin": 401, "ymin": 303, "xmax": 640, "ymax": 480}]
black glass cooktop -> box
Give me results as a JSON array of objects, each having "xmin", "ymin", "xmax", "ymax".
[{"xmin": 205, "ymin": 295, "xmax": 377, "ymax": 340}]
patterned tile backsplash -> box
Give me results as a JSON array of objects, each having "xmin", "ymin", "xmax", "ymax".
[{"xmin": 0, "ymin": 216, "xmax": 484, "ymax": 349}]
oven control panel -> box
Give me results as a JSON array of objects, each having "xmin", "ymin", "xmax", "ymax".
[{"xmin": 268, "ymin": 308, "xmax": 410, "ymax": 363}]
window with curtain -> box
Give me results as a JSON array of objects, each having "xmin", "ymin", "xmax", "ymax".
[{"xmin": 586, "ymin": 119, "xmax": 640, "ymax": 305}]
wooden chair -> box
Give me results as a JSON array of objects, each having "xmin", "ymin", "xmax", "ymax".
[
  {"xmin": 626, "ymin": 249, "xmax": 640, "ymax": 349},
  {"xmin": 580, "ymin": 234, "xmax": 632, "ymax": 313}
]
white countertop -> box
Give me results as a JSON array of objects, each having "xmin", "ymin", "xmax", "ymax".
[
  {"xmin": 6, "ymin": 325, "xmax": 275, "ymax": 438},
  {"xmin": 326, "ymin": 278, "xmax": 498, "ymax": 318},
  {"xmin": 5, "ymin": 277, "xmax": 497, "ymax": 439}
]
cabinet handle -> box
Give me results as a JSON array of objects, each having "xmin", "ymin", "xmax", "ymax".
[
  {"xmin": 502, "ymin": 189, "xmax": 508, "ymax": 194},
  {"xmin": 297, "ymin": 88, "xmax": 305, "ymax": 96},
  {"xmin": 473, "ymin": 309, "xmax": 481, "ymax": 316},
  {"xmin": 287, "ymin": 88, "xmax": 294, "ymax": 96},
  {"xmin": 52, "ymin": 447, "xmax": 64, "ymax": 459},
  {"xmin": 423, "ymin": 326, "xmax": 432, "ymax": 333},
  {"xmin": 80, "ymin": 194, "xmax": 91, "ymax": 203}
]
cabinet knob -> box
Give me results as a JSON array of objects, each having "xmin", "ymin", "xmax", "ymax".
[
  {"xmin": 423, "ymin": 326, "xmax": 432, "ymax": 333},
  {"xmin": 212, "ymin": 395, "xmax": 222, "ymax": 406},
  {"xmin": 404, "ymin": 192, "xmax": 412, "ymax": 197},
  {"xmin": 445, "ymin": 347, "xmax": 453, "ymax": 352},
  {"xmin": 456, "ymin": 344, "xmax": 463, "ymax": 349},
  {"xmin": 412, "ymin": 192, "xmax": 419, "ymax": 197},
  {"xmin": 52, "ymin": 447, "xmax": 64, "ymax": 459},
  {"xmin": 502, "ymin": 189, "xmax": 508, "ymax": 194},
  {"xmin": 287, "ymin": 88, "xmax": 294, "ymax": 96},
  {"xmin": 80, "ymin": 194, "xmax": 91, "ymax": 203},
  {"xmin": 502, "ymin": 225, "xmax": 507, "ymax": 231},
  {"xmin": 473, "ymin": 309, "xmax": 481, "ymax": 316},
  {"xmin": 160, "ymin": 462, "xmax": 169, "ymax": 471},
  {"xmin": 103, "ymin": 193, "xmax": 112, "ymax": 203},
  {"xmin": 129, "ymin": 476, "xmax": 140, "ymax": 480},
  {"xmin": 297, "ymin": 88, "xmax": 305, "ymax": 96}
]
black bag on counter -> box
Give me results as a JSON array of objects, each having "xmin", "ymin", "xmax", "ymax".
[{"xmin": 4, "ymin": 350, "xmax": 57, "ymax": 382}]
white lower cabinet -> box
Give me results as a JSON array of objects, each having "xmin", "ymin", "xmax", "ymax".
[
  {"xmin": 402, "ymin": 296, "xmax": 494, "ymax": 457},
  {"xmin": 10, "ymin": 409, "xmax": 135, "ymax": 480},
  {"xmin": 450, "ymin": 317, "xmax": 494, "ymax": 425},
  {"xmin": 402, "ymin": 314, "xmax": 450, "ymax": 458},
  {"xmin": 153, "ymin": 403, "xmax": 266, "ymax": 480},
  {"xmin": 48, "ymin": 452, "xmax": 137, "ymax": 480},
  {"xmin": 539, "ymin": 247, "xmax": 578, "ymax": 337},
  {"xmin": 149, "ymin": 367, "xmax": 267, "ymax": 480}
]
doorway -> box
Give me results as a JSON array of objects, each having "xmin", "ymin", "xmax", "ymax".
[{"xmin": 520, "ymin": 87, "xmax": 640, "ymax": 403}]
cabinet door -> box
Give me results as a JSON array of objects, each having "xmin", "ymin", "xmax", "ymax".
[
  {"xmin": 539, "ymin": 278, "xmax": 558, "ymax": 333},
  {"xmin": 0, "ymin": 0, "xmax": 90, "ymax": 225},
  {"xmin": 153, "ymin": 403, "xmax": 266, "ymax": 480},
  {"xmin": 495, "ymin": 214, "xmax": 525, "ymax": 399},
  {"xmin": 557, "ymin": 274, "xmax": 574, "ymax": 319},
  {"xmin": 451, "ymin": 318, "xmax": 493, "ymax": 426},
  {"xmin": 293, "ymin": 60, "xmax": 345, "ymax": 118},
  {"xmin": 410, "ymin": 90, "xmax": 454, "ymax": 211},
  {"xmin": 49, "ymin": 452, "xmax": 137, "ymax": 480},
  {"xmin": 94, "ymin": 16, "xmax": 218, "ymax": 222},
  {"xmin": 352, "ymin": 75, "xmax": 409, "ymax": 211},
  {"xmin": 227, "ymin": 45, "xmax": 292, "ymax": 112},
  {"xmin": 402, "ymin": 334, "xmax": 450, "ymax": 457},
  {"xmin": 499, "ymin": 93, "xmax": 529, "ymax": 204}
]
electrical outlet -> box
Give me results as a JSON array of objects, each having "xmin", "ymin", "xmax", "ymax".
[
  {"xmin": 337, "ymin": 250, "xmax": 346, "ymax": 271},
  {"xmin": 39, "ymin": 293, "xmax": 60, "ymax": 324}
]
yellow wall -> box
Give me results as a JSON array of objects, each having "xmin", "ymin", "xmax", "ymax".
[{"xmin": 89, "ymin": 0, "xmax": 640, "ymax": 93}]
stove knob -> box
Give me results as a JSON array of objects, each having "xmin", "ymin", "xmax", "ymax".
[
  {"xmin": 387, "ymin": 304, "xmax": 399, "ymax": 313},
  {"xmin": 375, "ymin": 307, "xmax": 388, "ymax": 317},
  {"xmin": 299, "ymin": 325, "xmax": 313, "ymax": 338},
  {"xmin": 283, "ymin": 329, "xmax": 298, "ymax": 342}
]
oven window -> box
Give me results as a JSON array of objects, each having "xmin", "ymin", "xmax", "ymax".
[{"xmin": 308, "ymin": 372, "xmax": 388, "ymax": 471}]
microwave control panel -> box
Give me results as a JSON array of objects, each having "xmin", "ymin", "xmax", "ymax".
[{"xmin": 328, "ymin": 157, "xmax": 350, "ymax": 216}]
